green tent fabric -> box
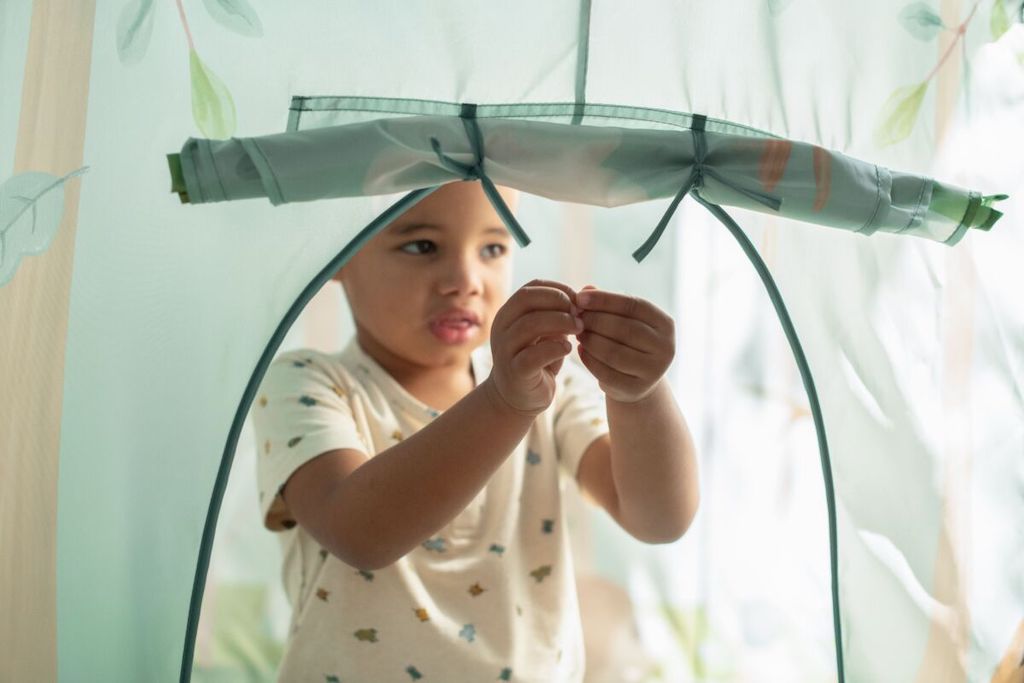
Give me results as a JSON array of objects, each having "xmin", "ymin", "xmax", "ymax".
[
  {"xmin": 2, "ymin": 1, "xmax": 1022, "ymax": 682},
  {"xmin": 167, "ymin": 109, "xmax": 1002, "ymax": 247}
]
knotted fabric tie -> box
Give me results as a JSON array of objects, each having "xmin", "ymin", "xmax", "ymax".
[
  {"xmin": 632, "ymin": 114, "xmax": 783, "ymax": 262},
  {"xmin": 430, "ymin": 103, "xmax": 531, "ymax": 248}
]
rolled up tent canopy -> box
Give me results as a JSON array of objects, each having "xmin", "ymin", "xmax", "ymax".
[{"xmin": 167, "ymin": 106, "xmax": 1005, "ymax": 254}]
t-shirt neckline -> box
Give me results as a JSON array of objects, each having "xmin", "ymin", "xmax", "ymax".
[{"xmin": 341, "ymin": 337, "xmax": 489, "ymax": 420}]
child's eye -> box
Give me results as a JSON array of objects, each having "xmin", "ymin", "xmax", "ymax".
[
  {"xmin": 482, "ymin": 243, "xmax": 507, "ymax": 259},
  {"xmin": 399, "ymin": 239, "xmax": 436, "ymax": 255},
  {"xmin": 397, "ymin": 242, "xmax": 509, "ymax": 259}
]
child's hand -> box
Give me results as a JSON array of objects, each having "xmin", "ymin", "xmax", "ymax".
[
  {"xmin": 489, "ymin": 279, "xmax": 581, "ymax": 415},
  {"xmin": 574, "ymin": 285, "xmax": 676, "ymax": 404}
]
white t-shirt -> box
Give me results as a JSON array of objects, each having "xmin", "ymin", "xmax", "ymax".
[{"xmin": 252, "ymin": 337, "xmax": 609, "ymax": 682}]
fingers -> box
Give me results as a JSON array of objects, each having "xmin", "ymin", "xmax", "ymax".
[
  {"xmin": 494, "ymin": 281, "xmax": 578, "ymax": 333},
  {"xmin": 577, "ymin": 311, "xmax": 662, "ymax": 354},
  {"xmin": 512, "ymin": 337, "xmax": 572, "ymax": 375},
  {"xmin": 506, "ymin": 310, "xmax": 581, "ymax": 351},
  {"xmin": 575, "ymin": 286, "xmax": 672, "ymax": 335}
]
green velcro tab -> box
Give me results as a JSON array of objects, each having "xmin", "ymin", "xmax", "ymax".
[{"xmin": 166, "ymin": 153, "xmax": 189, "ymax": 204}]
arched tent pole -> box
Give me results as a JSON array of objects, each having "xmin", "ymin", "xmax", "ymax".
[
  {"xmin": 178, "ymin": 186, "xmax": 440, "ymax": 683},
  {"xmin": 630, "ymin": 114, "xmax": 846, "ymax": 681},
  {"xmin": 691, "ymin": 193, "xmax": 846, "ymax": 683}
]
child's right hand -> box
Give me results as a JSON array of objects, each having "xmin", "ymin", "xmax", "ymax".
[{"xmin": 488, "ymin": 279, "xmax": 583, "ymax": 416}]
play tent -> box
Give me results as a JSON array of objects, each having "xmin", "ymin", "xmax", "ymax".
[{"xmin": 2, "ymin": 1, "xmax": 1022, "ymax": 681}]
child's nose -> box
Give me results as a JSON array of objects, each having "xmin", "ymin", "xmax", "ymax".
[{"xmin": 437, "ymin": 255, "xmax": 484, "ymax": 295}]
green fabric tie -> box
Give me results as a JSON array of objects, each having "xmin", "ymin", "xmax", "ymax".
[
  {"xmin": 429, "ymin": 104, "xmax": 532, "ymax": 248},
  {"xmin": 632, "ymin": 113, "xmax": 782, "ymax": 263}
]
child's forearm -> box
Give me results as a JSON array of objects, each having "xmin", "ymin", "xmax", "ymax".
[
  {"xmin": 606, "ymin": 380, "xmax": 699, "ymax": 543},
  {"xmin": 325, "ymin": 376, "xmax": 536, "ymax": 570}
]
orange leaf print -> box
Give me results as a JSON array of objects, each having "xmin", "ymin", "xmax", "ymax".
[
  {"xmin": 759, "ymin": 140, "xmax": 793, "ymax": 193},
  {"xmin": 812, "ymin": 146, "xmax": 832, "ymax": 212}
]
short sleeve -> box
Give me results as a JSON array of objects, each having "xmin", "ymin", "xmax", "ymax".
[
  {"xmin": 251, "ymin": 351, "xmax": 368, "ymax": 531},
  {"xmin": 553, "ymin": 356, "xmax": 609, "ymax": 480}
]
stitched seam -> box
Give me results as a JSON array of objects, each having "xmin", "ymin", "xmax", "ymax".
[
  {"xmin": 859, "ymin": 165, "xmax": 884, "ymax": 234},
  {"xmin": 898, "ymin": 179, "xmax": 930, "ymax": 234},
  {"xmin": 286, "ymin": 98, "xmax": 783, "ymax": 138}
]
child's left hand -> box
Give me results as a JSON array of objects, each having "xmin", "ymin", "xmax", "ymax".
[{"xmin": 574, "ymin": 285, "xmax": 676, "ymax": 404}]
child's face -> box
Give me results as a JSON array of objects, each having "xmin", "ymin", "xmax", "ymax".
[{"xmin": 333, "ymin": 181, "xmax": 518, "ymax": 372}]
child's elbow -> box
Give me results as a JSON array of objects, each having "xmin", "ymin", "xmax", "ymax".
[
  {"xmin": 634, "ymin": 497, "xmax": 699, "ymax": 545},
  {"xmin": 331, "ymin": 541, "xmax": 399, "ymax": 572}
]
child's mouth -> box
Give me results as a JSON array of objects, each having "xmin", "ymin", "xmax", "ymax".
[{"xmin": 429, "ymin": 319, "xmax": 478, "ymax": 345}]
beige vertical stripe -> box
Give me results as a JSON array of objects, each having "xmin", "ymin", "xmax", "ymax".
[
  {"xmin": 303, "ymin": 283, "xmax": 343, "ymax": 352},
  {"xmin": 0, "ymin": 1, "xmax": 96, "ymax": 680},
  {"xmin": 914, "ymin": 0, "xmax": 973, "ymax": 679}
]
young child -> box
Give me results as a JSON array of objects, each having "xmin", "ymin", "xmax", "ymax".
[{"xmin": 252, "ymin": 181, "xmax": 699, "ymax": 682}]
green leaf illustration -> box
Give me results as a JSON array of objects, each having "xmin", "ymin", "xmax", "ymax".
[
  {"xmin": 116, "ymin": 0, "xmax": 156, "ymax": 65},
  {"xmin": 189, "ymin": 49, "xmax": 237, "ymax": 139},
  {"xmin": 202, "ymin": 0, "xmax": 263, "ymax": 37},
  {"xmin": 0, "ymin": 167, "xmax": 89, "ymax": 287},
  {"xmin": 990, "ymin": 0, "xmax": 1011, "ymax": 40},
  {"xmin": 874, "ymin": 82, "xmax": 929, "ymax": 147},
  {"xmin": 899, "ymin": 1, "xmax": 945, "ymax": 41}
]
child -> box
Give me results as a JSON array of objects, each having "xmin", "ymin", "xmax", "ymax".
[{"xmin": 252, "ymin": 181, "xmax": 699, "ymax": 682}]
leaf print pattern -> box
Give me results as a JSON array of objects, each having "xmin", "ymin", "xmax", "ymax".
[
  {"xmin": 499, "ymin": 668, "xmax": 513, "ymax": 681},
  {"xmin": 459, "ymin": 623, "xmax": 477, "ymax": 642},
  {"xmin": 116, "ymin": 0, "xmax": 156, "ymax": 65},
  {"xmin": 316, "ymin": 588, "xmax": 330, "ymax": 601},
  {"xmin": 413, "ymin": 607, "xmax": 430, "ymax": 622},
  {"xmin": 406, "ymin": 666, "xmax": 423, "ymax": 680},
  {"xmin": 899, "ymin": 2, "xmax": 946, "ymax": 40},
  {"xmin": 991, "ymin": 0, "xmax": 1012, "ymax": 39},
  {"xmin": 542, "ymin": 519, "xmax": 554, "ymax": 534},
  {"xmin": 0, "ymin": 167, "xmax": 89, "ymax": 288},
  {"xmin": 488, "ymin": 544, "xmax": 506, "ymax": 556},
  {"xmin": 188, "ymin": 49, "xmax": 237, "ymax": 139},
  {"xmin": 875, "ymin": 82, "xmax": 929, "ymax": 147},
  {"xmin": 201, "ymin": 0, "xmax": 263, "ymax": 37},
  {"xmin": 877, "ymin": 1, "xmax": 984, "ymax": 146},
  {"xmin": 287, "ymin": 436, "xmax": 303, "ymax": 448},
  {"xmin": 392, "ymin": 429, "xmax": 404, "ymax": 441},
  {"xmin": 357, "ymin": 570, "xmax": 374, "ymax": 582},
  {"xmin": 422, "ymin": 537, "xmax": 447, "ymax": 552},
  {"xmin": 530, "ymin": 565, "xmax": 553, "ymax": 583},
  {"xmin": 468, "ymin": 582, "xmax": 486, "ymax": 597},
  {"xmin": 258, "ymin": 395, "xmax": 268, "ymax": 407},
  {"xmin": 325, "ymin": 676, "xmax": 340, "ymax": 683},
  {"xmin": 526, "ymin": 449, "xmax": 541, "ymax": 465},
  {"xmin": 354, "ymin": 628, "xmax": 378, "ymax": 643},
  {"xmin": 118, "ymin": 0, "xmax": 263, "ymax": 138},
  {"xmin": 263, "ymin": 439, "xmax": 270, "ymax": 454}
]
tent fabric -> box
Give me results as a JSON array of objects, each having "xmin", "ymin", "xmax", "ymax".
[
  {"xmin": 2, "ymin": 1, "xmax": 1022, "ymax": 682},
  {"xmin": 169, "ymin": 109, "xmax": 1002, "ymax": 246}
]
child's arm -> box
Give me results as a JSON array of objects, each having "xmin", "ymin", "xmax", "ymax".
[
  {"xmin": 573, "ymin": 286, "xmax": 700, "ymax": 544},
  {"xmin": 282, "ymin": 280, "xmax": 584, "ymax": 571}
]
